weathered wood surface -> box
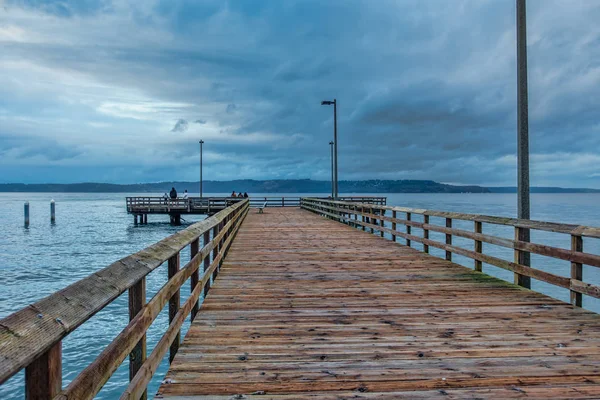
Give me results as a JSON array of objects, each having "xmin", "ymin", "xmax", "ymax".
[
  {"xmin": 0, "ymin": 200, "xmax": 249, "ymax": 390},
  {"xmin": 300, "ymin": 199, "xmax": 600, "ymax": 301},
  {"xmin": 157, "ymin": 208, "xmax": 600, "ymax": 399}
]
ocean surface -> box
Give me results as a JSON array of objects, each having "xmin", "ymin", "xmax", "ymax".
[{"xmin": 1, "ymin": 192, "xmax": 600, "ymax": 399}]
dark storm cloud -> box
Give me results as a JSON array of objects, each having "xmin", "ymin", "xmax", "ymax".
[
  {"xmin": 1, "ymin": 0, "xmax": 600, "ymax": 186},
  {"xmin": 0, "ymin": 132, "xmax": 83, "ymax": 162},
  {"xmin": 171, "ymin": 119, "xmax": 188, "ymax": 132}
]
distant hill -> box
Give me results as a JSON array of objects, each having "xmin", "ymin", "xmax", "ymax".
[
  {"xmin": 1, "ymin": 180, "xmax": 598, "ymax": 193},
  {"xmin": 0, "ymin": 179, "xmax": 489, "ymax": 193},
  {"xmin": 487, "ymin": 186, "xmax": 600, "ymax": 193}
]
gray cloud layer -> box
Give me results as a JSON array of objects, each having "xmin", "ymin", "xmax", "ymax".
[{"xmin": 1, "ymin": 0, "xmax": 599, "ymax": 186}]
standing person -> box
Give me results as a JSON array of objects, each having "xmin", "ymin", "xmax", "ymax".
[
  {"xmin": 163, "ymin": 192, "xmax": 168, "ymax": 204},
  {"xmin": 170, "ymin": 187, "xmax": 177, "ymax": 199},
  {"xmin": 231, "ymin": 191, "xmax": 236, "ymax": 197},
  {"xmin": 183, "ymin": 190, "xmax": 188, "ymax": 199},
  {"xmin": 243, "ymin": 192, "xmax": 248, "ymax": 198},
  {"xmin": 237, "ymin": 192, "xmax": 244, "ymax": 198}
]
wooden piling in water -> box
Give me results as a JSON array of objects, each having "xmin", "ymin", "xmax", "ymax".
[
  {"xmin": 50, "ymin": 200, "xmax": 55, "ymax": 224},
  {"xmin": 24, "ymin": 202, "xmax": 29, "ymax": 228}
]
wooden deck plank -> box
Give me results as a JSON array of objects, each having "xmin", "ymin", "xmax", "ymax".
[{"xmin": 157, "ymin": 208, "xmax": 600, "ymax": 399}]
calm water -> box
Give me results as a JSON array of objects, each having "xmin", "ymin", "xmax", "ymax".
[{"xmin": 1, "ymin": 192, "xmax": 600, "ymax": 399}]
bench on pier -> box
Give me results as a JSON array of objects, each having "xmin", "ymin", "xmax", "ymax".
[{"xmin": 258, "ymin": 201, "xmax": 267, "ymax": 214}]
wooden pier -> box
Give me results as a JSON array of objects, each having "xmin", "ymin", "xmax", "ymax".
[
  {"xmin": 157, "ymin": 206, "xmax": 600, "ymax": 399},
  {"xmin": 2, "ymin": 198, "xmax": 600, "ymax": 399}
]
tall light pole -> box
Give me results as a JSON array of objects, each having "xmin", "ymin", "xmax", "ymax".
[
  {"xmin": 199, "ymin": 140, "xmax": 204, "ymax": 198},
  {"xmin": 329, "ymin": 141, "xmax": 334, "ymax": 198},
  {"xmin": 321, "ymin": 99, "xmax": 338, "ymax": 198},
  {"xmin": 516, "ymin": 0, "xmax": 531, "ymax": 288}
]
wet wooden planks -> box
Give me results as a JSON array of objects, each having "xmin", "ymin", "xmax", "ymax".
[{"xmin": 157, "ymin": 208, "xmax": 600, "ymax": 399}]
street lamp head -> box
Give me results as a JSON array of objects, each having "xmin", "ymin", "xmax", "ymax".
[
  {"xmin": 321, "ymin": 100, "xmax": 334, "ymax": 106},
  {"xmin": 329, "ymin": 141, "xmax": 334, "ymax": 145},
  {"xmin": 199, "ymin": 140, "xmax": 204, "ymax": 144}
]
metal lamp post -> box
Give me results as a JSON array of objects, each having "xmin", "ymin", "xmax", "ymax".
[
  {"xmin": 321, "ymin": 99, "xmax": 338, "ymax": 198},
  {"xmin": 199, "ymin": 140, "xmax": 204, "ymax": 198},
  {"xmin": 329, "ymin": 141, "xmax": 334, "ymax": 198},
  {"xmin": 516, "ymin": 0, "xmax": 531, "ymax": 288}
]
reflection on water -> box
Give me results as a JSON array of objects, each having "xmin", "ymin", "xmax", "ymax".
[{"xmin": 1, "ymin": 192, "xmax": 599, "ymax": 399}]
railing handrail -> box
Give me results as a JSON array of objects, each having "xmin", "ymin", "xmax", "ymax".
[
  {"xmin": 300, "ymin": 198, "xmax": 600, "ymax": 309},
  {"xmin": 303, "ymin": 197, "xmax": 600, "ymax": 238},
  {"xmin": 0, "ymin": 199, "xmax": 249, "ymax": 397}
]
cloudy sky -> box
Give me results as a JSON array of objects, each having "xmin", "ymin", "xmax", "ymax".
[{"xmin": 1, "ymin": 0, "xmax": 599, "ymax": 187}]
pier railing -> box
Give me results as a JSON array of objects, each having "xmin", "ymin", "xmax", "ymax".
[
  {"xmin": 0, "ymin": 199, "xmax": 249, "ymax": 400},
  {"xmin": 248, "ymin": 197, "xmax": 300, "ymax": 207},
  {"xmin": 301, "ymin": 198, "xmax": 600, "ymax": 308},
  {"xmin": 126, "ymin": 196, "xmax": 243, "ymax": 213},
  {"xmin": 245, "ymin": 196, "xmax": 385, "ymax": 208},
  {"xmin": 126, "ymin": 196, "xmax": 386, "ymax": 213}
]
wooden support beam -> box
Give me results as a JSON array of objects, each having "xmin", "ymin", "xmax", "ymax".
[
  {"xmin": 379, "ymin": 209, "xmax": 385, "ymax": 237},
  {"xmin": 203, "ymin": 231, "xmax": 211, "ymax": 297},
  {"xmin": 391, "ymin": 210, "xmax": 397, "ymax": 242},
  {"xmin": 128, "ymin": 278, "xmax": 146, "ymax": 400},
  {"xmin": 190, "ymin": 238, "xmax": 200, "ymax": 320},
  {"xmin": 406, "ymin": 212, "xmax": 412, "ymax": 247},
  {"xmin": 475, "ymin": 221, "xmax": 483, "ymax": 272},
  {"xmin": 514, "ymin": 226, "xmax": 532, "ymax": 288},
  {"xmin": 370, "ymin": 208, "xmax": 375, "ymax": 234},
  {"xmin": 445, "ymin": 218, "xmax": 452, "ymax": 261},
  {"xmin": 212, "ymin": 224, "xmax": 220, "ymax": 282},
  {"xmin": 361, "ymin": 208, "xmax": 366, "ymax": 231},
  {"xmin": 167, "ymin": 253, "xmax": 180, "ymax": 363},
  {"xmin": 571, "ymin": 234, "xmax": 583, "ymax": 307},
  {"xmin": 423, "ymin": 214, "xmax": 429, "ymax": 253},
  {"xmin": 25, "ymin": 342, "xmax": 62, "ymax": 400}
]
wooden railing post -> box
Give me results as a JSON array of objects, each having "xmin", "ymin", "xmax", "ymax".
[
  {"xmin": 203, "ymin": 230, "xmax": 211, "ymax": 297},
  {"xmin": 361, "ymin": 207, "xmax": 366, "ymax": 231},
  {"xmin": 474, "ymin": 221, "xmax": 483, "ymax": 272},
  {"xmin": 406, "ymin": 212, "xmax": 412, "ymax": 247},
  {"xmin": 128, "ymin": 277, "xmax": 147, "ymax": 400},
  {"xmin": 212, "ymin": 223, "xmax": 220, "ymax": 282},
  {"xmin": 379, "ymin": 209, "xmax": 385, "ymax": 237},
  {"xmin": 514, "ymin": 227, "xmax": 531, "ymax": 288},
  {"xmin": 25, "ymin": 342, "xmax": 62, "ymax": 400},
  {"xmin": 445, "ymin": 218, "xmax": 452, "ymax": 261},
  {"xmin": 571, "ymin": 234, "xmax": 583, "ymax": 307},
  {"xmin": 168, "ymin": 253, "xmax": 180, "ymax": 363},
  {"xmin": 370, "ymin": 208, "xmax": 375, "ymax": 234},
  {"xmin": 423, "ymin": 215, "xmax": 429, "ymax": 253},
  {"xmin": 391, "ymin": 210, "xmax": 397, "ymax": 242},
  {"xmin": 190, "ymin": 238, "xmax": 200, "ymax": 320}
]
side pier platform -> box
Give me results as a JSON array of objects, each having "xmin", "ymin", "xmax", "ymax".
[{"xmin": 126, "ymin": 196, "xmax": 386, "ymax": 224}]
